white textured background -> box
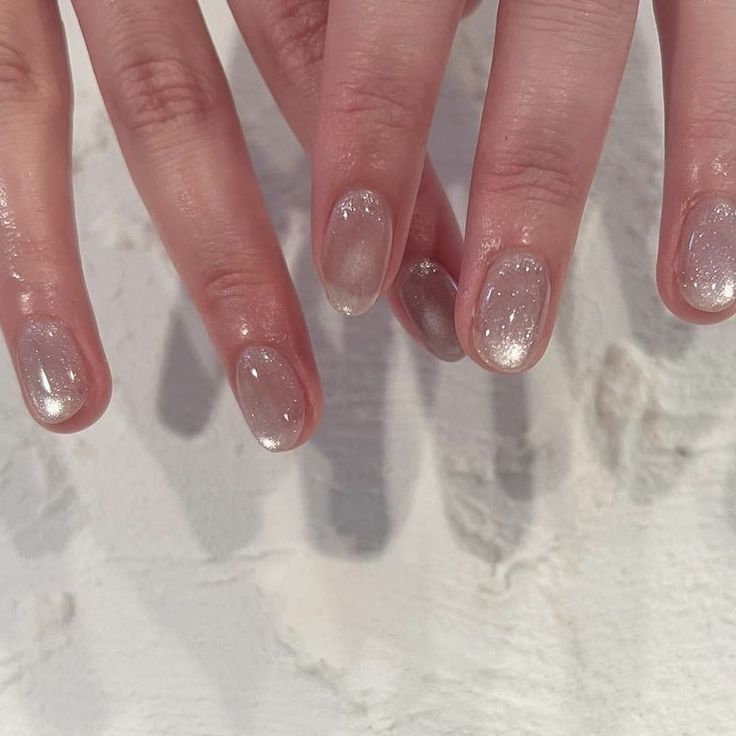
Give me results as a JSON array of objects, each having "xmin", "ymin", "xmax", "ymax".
[{"xmin": 2, "ymin": 4, "xmax": 736, "ymax": 735}]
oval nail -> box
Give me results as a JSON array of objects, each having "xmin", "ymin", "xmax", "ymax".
[
  {"xmin": 678, "ymin": 197, "xmax": 736, "ymax": 313},
  {"xmin": 236, "ymin": 346, "xmax": 306, "ymax": 452},
  {"xmin": 322, "ymin": 189, "xmax": 393, "ymax": 317},
  {"xmin": 473, "ymin": 251, "xmax": 550, "ymax": 372},
  {"xmin": 399, "ymin": 258, "xmax": 463, "ymax": 362},
  {"xmin": 17, "ymin": 318, "xmax": 89, "ymax": 425}
]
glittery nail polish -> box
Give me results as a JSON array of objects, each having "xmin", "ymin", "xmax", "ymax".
[
  {"xmin": 473, "ymin": 251, "xmax": 550, "ymax": 372},
  {"xmin": 236, "ymin": 346, "xmax": 306, "ymax": 452},
  {"xmin": 679, "ymin": 197, "xmax": 736, "ymax": 313},
  {"xmin": 17, "ymin": 319, "xmax": 88, "ymax": 424},
  {"xmin": 399, "ymin": 258, "xmax": 463, "ymax": 362},
  {"xmin": 322, "ymin": 189, "xmax": 392, "ymax": 316}
]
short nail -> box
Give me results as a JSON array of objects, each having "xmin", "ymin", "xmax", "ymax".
[
  {"xmin": 679, "ymin": 197, "xmax": 736, "ymax": 313},
  {"xmin": 399, "ymin": 258, "xmax": 463, "ymax": 362},
  {"xmin": 17, "ymin": 318, "xmax": 89, "ymax": 424},
  {"xmin": 473, "ymin": 250, "xmax": 550, "ymax": 372},
  {"xmin": 236, "ymin": 346, "xmax": 306, "ymax": 452},
  {"xmin": 322, "ymin": 189, "xmax": 392, "ymax": 316}
]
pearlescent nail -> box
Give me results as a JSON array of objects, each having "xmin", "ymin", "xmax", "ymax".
[
  {"xmin": 17, "ymin": 319, "xmax": 88, "ymax": 424},
  {"xmin": 236, "ymin": 346, "xmax": 305, "ymax": 452},
  {"xmin": 474, "ymin": 251, "xmax": 550, "ymax": 372},
  {"xmin": 679, "ymin": 197, "xmax": 736, "ymax": 312},
  {"xmin": 399, "ymin": 258, "xmax": 463, "ymax": 362},
  {"xmin": 322, "ymin": 189, "xmax": 392, "ymax": 316}
]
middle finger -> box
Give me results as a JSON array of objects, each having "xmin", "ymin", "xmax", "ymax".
[{"xmin": 312, "ymin": 0, "xmax": 466, "ymax": 317}]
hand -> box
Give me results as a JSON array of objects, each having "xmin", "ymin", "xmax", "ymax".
[
  {"xmin": 0, "ymin": 0, "xmax": 464, "ymax": 450},
  {"xmin": 231, "ymin": 0, "xmax": 476, "ymax": 356},
  {"xmin": 291, "ymin": 0, "xmax": 736, "ymax": 375}
]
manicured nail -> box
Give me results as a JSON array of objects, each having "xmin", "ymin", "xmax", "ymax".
[
  {"xmin": 17, "ymin": 319, "xmax": 88, "ymax": 424},
  {"xmin": 679, "ymin": 197, "xmax": 736, "ymax": 313},
  {"xmin": 236, "ymin": 346, "xmax": 306, "ymax": 452},
  {"xmin": 473, "ymin": 251, "xmax": 550, "ymax": 372},
  {"xmin": 322, "ymin": 189, "xmax": 392, "ymax": 316},
  {"xmin": 399, "ymin": 258, "xmax": 463, "ymax": 362}
]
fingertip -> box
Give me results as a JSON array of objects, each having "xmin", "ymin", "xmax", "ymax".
[
  {"xmin": 14, "ymin": 317, "xmax": 111, "ymax": 434},
  {"xmin": 457, "ymin": 249, "xmax": 552, "ymax": 375},
  {"xmin": 657, "ymin": 265, "xmax": 736, "ymax": 327},
  {"xmin": 30, "ymin": 367, "xmax": 111, "ymax": 434},
  {"xmin": 34, "ymin": 386, "xmax": 110, "ymax": 434},
  {"xmin": 391, "ymin": 258, "xmax": 465, "ymax": 363},
  {"xmin": 233, "ymin": 343, "xmax": 323, "ymax": 453},
  {"xmin": 658, "ymin": 196, "xmax": 736, "ymax": 325}
]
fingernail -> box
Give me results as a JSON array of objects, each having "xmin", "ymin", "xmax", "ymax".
[
  {"xmin": 322, "ymin": 189, "xmax": 392, "ymax": 316},
  {"xmin": 399, "ymin": 258, "xmax": 463, "ymax": 362},
  {"xmin": 473, "ymin": 250, "xmax": 550, "ymax": 372},
  {"xmin": 679, "ymin": 197, "xmax": 736, "ymax": 313},
  {"xmin": 236, "ymin": 346, "xmax": 306, "ymax": 452},
  {"xmin": 17, "ymin": 318, "xmax": 89, "ymax": 424}
]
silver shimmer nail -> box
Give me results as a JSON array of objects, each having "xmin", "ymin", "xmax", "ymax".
[
  {"xmin": 322, "ymin": 189, "xmax": 392, "ymax": 316},
  {"xmin": 17, "ymin": 319, "xmax": 88, "ymax": 424},
  {"xmin": 679, "ymin": 197, "xmax": 736, "ymax": 312},
  {"xmin": 399, "ymin": 258, "xmax": 463, "ymax": 362},
  {"xmin": 236, "ymin": 346, "xmax": 306, "ymax": 452},
  {"xmin": 473, "ymin": 251, "xmax": 550, "ymax": 372}
]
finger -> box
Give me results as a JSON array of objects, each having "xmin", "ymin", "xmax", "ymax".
[
  {"xmin": 655, "ymin": 0, "xmax": 736, "ymax": 323},
  {"xmin": 229, "ymin": 0, "xmax": 464, "ymax": 361},
  {"xmin": 0, "ymin": 0, "xmax": 110, "ymax": 431},
  {"xmin": 72, "ymin": 0, "xmax": 321, "ymax": 451},
  {"xmin": 312, "ymin": 0, "xmax": 466, "ymax": 317},
  {"xmin": 456, "ymin": 0, "xmax": 638, "ymax": 372},
  {"xmin": 392, "ymin": 165, "xmax": 465, "ymax": 363}
]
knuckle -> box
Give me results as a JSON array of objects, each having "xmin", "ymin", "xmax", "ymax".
[
  {"xmin": 0, "ymin": 39, "xmax": 34, "ymax": 98},
  {"xmin": 261, "ymin": 0, "xmax": 327, "ymax": 82},
  {"xmin": 326, "ymin": 77, "xmax": 424, "ymax": 137},
  {"xmin": 476, "ymin": 140, "xmax": 584, "ymax": 209},
  {"xmin": 197, "ymin": 259, "xmax": 271, "ymax": 314},
  {"xmin": 0, "ymin": 37, "xmax": 66, "ymax": 114},
  {"xmin": 111, "ymin": 48, "xmax": 219, "ymax": 135},
  {"xmin": 509, "ymin": 0, "xmax": 636, "ymax": 50},
  {"xmin": 685, "ymin": 78, "xmax": 736, "ymax": 144}
]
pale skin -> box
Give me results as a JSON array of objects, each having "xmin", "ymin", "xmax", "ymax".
[{"xmin": 0, "ymin": 0, "xmax": 733, "ymax": 450}]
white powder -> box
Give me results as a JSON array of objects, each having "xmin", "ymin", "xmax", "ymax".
[{"xmin": 1, "ymin": 4, "xmax": 735, "ymax": 735}]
